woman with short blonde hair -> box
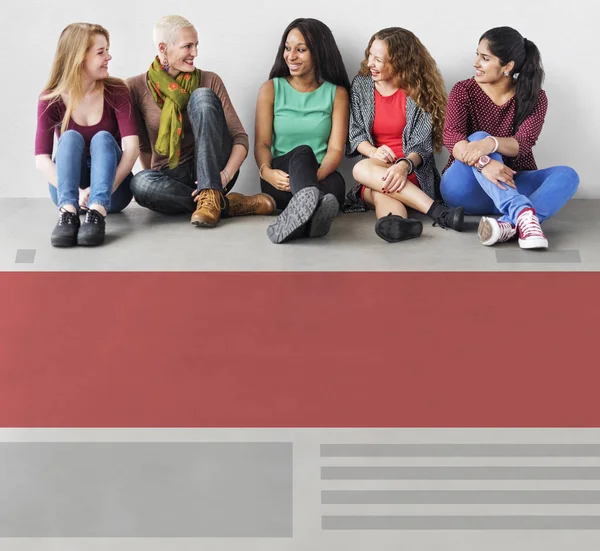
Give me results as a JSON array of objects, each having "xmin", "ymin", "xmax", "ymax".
[{"xmin": 128, "ymin": 15, "xmax": 275, "ymax": 229}]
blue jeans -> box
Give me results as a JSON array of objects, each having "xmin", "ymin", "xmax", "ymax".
[
  {"xmin": 49, "ymin": 130, "xmax": 133, "ymax": 214},
  {"xmin": 440, "ymin": 131, "xmax": 579, "ymax": 225}
]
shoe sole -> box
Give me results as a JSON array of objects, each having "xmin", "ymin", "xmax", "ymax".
[
  {"xmin": 77, "ymin": 232, "xmax": 105, "ymax": 247},
  {"xmin": 308, "ymin": 194, "xmax": 339, "ymax": 238},
  {"xmin": 51, "ymin": 236, "xmax": 78, "ymax": 248},
  {"xmin": 375, "ymin": 217, "xmax": 423, "ymax": 243},
  {"xmin": 478, "ymin": 217, "xmax": 497, "ymax": 246},
  {"xmin": 267, "ymin": 187, "xmax": 319, "ymax": 244},
  {"xmin": 519, "ymin": 237, "xmax": 549, "ymax": 250},
  {"xmin": 191, "ymin": 219, "xmax": 218, "ymax": 228}
]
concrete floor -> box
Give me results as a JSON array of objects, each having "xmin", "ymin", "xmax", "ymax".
[
  {"xmin": 2, "ymin": 198, "xmax": 599, "ymax": 551},
  {"xmin": 0, "ymin": 198, "xmax": 596, "ymax": 272}
]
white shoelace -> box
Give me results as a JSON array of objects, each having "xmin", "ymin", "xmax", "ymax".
[
  {"xmin": 497, "ymin": 221, "xmax": 517, "ymax": 242},
  {"xmin": 517, "ymin": 211, "xmax": 545, "ymax": 238}
]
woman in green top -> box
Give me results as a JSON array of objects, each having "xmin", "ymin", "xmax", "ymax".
[{"xmin": 255, "ymin": 18, "xmax": 350, "ymax": 244}]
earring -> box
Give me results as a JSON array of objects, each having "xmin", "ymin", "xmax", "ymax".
[
  {"xmin": 161, "ymin": 52, "xmax": 170, "ymax": 72},
  {"xmin": 504, "ymin": 71, "xmax": 510, "ymax": 77}
]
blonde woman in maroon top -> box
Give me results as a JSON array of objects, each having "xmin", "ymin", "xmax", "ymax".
[
  {"xmin": 442, "ymin": 27, "xmax": 580, "ymax": 250},
  {"xmin": 344, "ymin": 27, "xmax": 464, "ymax": 243},
  {"xmin": 35, "ymin": 23, "xmax": 140, "ymax": 247}
]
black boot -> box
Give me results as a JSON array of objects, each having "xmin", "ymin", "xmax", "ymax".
[
  {"xmin": 78, "ymin": 209, "xmax": 106, "ymax": 246},
  {"xmin": 51, "ymin": 208, "xmax": 80, "ymax": 248},
  {"xmin": 427, "ymin": 202, "xmax": 464, "ymax": 232},
  {"xmin": 375, "ymin": 213, "xmax": 423, "ymax": 243}
]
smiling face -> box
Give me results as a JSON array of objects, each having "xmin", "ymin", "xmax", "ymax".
[
  {"xmin": 474, "ymin": 39, "xmax": 514, "ymax": 85},
  {"xmin": 367, "ymin": 39, "xmax": 394, "ymax": 84},
  {"xmin": 161, "ymin": 26, "xmax": 198, "ymax": 77},
  {"xmin": 283, "ymin": 28, "xmax": 314, "ymax": 79},
  {"xmin": 81, "ymin": 34, "xmax": 111, "ymax": 82}
]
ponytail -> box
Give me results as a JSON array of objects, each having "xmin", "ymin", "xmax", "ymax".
[
  {"xmin": 480, "ymin": 27, "xmax": 545, "ymax": 133},
  {"xmin": 513, "ymin": 38, "xmax": 545, "ymax": 132}
]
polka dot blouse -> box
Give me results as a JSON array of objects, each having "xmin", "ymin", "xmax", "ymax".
[{"xmin": 443, "ymin": 78, "xmax": 548, "ymax": 172}]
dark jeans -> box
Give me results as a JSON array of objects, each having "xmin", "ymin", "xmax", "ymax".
[
  {"xmin": 131, "ymin": 89, "xmax": 238, "ymax": 215},
  {"xmin": 260, "ymin": 145, "xmax": 346, "ymax": 211}
]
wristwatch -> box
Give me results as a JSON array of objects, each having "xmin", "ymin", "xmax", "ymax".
[{"xmin": 476, "ymin": 155, "xmax": 491, "ymax": 172}]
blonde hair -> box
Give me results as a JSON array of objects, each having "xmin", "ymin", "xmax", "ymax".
[
  {"xmin": 153, "ymin": 15, "xmax": 195, "ymax": 48},
  {"xmin": 41, "ymin": 22, "xmax": 124, "ymax": 134},
  {"xmin": 359, "ymin": 27, "xmax": 448, "ymax": 152}
]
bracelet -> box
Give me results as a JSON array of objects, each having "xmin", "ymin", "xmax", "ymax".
[
  {"xmin": 259, "ymin": 163, "xmax": 271, "ymax": 179},
  {"xmin": 487, "ymin": 135, "xmax": 499, "ymax": 154},
  {"xmin": 221, "ymin": 169, "xmax": 231, "ymax": 183},
  {"xmin": 394, "ymin": 157, "xmax": 415, "ymax": 175}
]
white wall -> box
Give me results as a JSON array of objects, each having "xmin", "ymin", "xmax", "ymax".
[{"xmin": 2, "ymin": 0, "xmax": 596, "ymax": 198}]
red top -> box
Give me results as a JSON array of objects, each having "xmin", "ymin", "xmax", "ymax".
[
  {"xmin": 372, "ymin": 88, "xmax": 419, "ymax": 186},
  {"xmin": 35, "ymin": 84, "xmax": 138, "ymax": 156},
  {"xmin": 443, "ymin": 78, "xmax": 548, "ymax": 172}
]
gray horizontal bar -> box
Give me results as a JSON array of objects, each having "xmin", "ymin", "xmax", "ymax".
[
  {"xmin": 321, "ymin": 444, "xmax": 600, "ymax": 458},
  {"xmin": 495, "ymin": 249, "xmax": 581, "ymax": 264},
  {"xmin": 322, "ymin": 490, "xmax": 600, "ymax": 505},
  {"xmin": 322, "ymin": 466, "xmax": 600, "ymax": 480},
  {"xmin": 322, "ymin": 516, "xmax": 600, "ymax": 530},
  {"xmin": 0, "ymin": 442, "xmax": 293, "ymax": 537}
]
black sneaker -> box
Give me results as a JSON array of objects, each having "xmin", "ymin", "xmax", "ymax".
[
  {"xmin": 77, "ymin": 209, "xmax": 106, "ymax": 246},
  {"xmin": 427, "ymin": 202, "xmax": 464, "ymax": 232},
  {"xmin": 307, "ymin": 194, "xmax": 339, "ymax": 238},
  {"xmin": 51, "ymin": 208, "xmax": 80, "ymax": 248},
  {"xmin": 375, "ymin": 213, "xmax": 423, "ymax": 243},
  {"xmin": 267, "ymin": 187, "xmax": 319, "ymax": 244}
]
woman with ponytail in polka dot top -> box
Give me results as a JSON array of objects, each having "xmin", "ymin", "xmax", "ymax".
[{"xmin": 441, "ymin": 27, "xmax": 579, "ymax": 250}]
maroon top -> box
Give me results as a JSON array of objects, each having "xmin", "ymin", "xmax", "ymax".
[
  {"xmin": 35, "ymin": 84, "xmax": 138, "ymax": 156},
  {"xmin": 443, "ymin": 78, "xmax": 548, "ymax": 172}
]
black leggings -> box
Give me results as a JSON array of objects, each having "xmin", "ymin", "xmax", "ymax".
[{"xmin": 260, "ymin": 145, "xmax": 346, "ymax": 211}]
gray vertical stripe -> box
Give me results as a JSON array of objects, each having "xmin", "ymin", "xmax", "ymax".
[
  {"xmin": 322, "ymin": 490, "xmax": 600, "ymax": 505},
  {"xmin": 322, "ymin": 516, "xmax": 600, "ymax": 530},
  {"xmin": 322, "ymin": 466, "xmax": 600, "ymax": 480},
  {"xmin": 321, "ymin": 444, "xmax": 600, "ymax": 457},
  {"xmin": 0, "ymin": 443, "xmax": 293, "ymax": 537}
]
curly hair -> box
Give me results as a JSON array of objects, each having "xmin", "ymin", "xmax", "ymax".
[{"xmin": 359, "ymin": 27, "xmax": 447, "ymax": 152}]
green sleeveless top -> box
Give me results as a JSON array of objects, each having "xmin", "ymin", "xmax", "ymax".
[{"xmin": 272, "ymin": 77, "xmax": 337, "ymax": 164}]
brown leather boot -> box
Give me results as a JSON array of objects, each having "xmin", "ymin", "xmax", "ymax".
[
  {"xmin": 225, "ymin": 193, "xmax": 276, "ymax": 218},
  {"xmin": 191, "ymin": 188, "xmax": 226, "ymax": 228}
]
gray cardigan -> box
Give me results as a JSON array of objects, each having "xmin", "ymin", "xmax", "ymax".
[{"xmin": 345, "ymin": 75, "xmax": 441, "ymax": 208}]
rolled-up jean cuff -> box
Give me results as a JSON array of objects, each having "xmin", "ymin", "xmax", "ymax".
[
  {"xmin": 57, "ymin": 201, "xmax": 79, "ymax": 210},
  {"xmin": 87, "ymin": 199, "xmax": 112, "ymax": 209}
]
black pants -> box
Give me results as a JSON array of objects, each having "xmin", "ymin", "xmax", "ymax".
[{"xmin": 260, "ymin": 145, "xmax": 346, "ymax": 211}]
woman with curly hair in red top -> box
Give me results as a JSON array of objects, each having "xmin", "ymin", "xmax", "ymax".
[
  {"xmin": 344, "ymin": 27, "xmax": 464, "ymax": 243},
  {"xmin": 442, "ymin": 27, "xmax": 579, "ymax": 250}
]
